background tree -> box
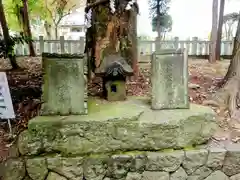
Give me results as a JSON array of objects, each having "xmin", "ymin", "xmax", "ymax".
[
  {"xmin": 209, "ymin": 0, "xmax": 218, "ymax": 63},
  {"xmin": 44, "ymin": 0, "xmax": 80, "ymax": 39},
  {"xmin": 3, "ymin": 0, "xmax": 43, "ymax": 56},
  {"xmin": 215, "ymin": 0, "xmax": 225, "ymax": 61},
  {"xmin": 151, "ymin": 13, "xmax": 172, "ymax": 40},
  {"xmin": 22, "ymin": 0, "xmax": 35, "ymax": 56},
  {"xmin": 223, "ymin": 12, "xmax": 240, "ymax": 40},
  {"xmin": 3, "ymin": 0, "xmax": 82, "ymax": 39},
  {"xmin": 84, "ymin": 0, "xmax": 139, "ymax": 77},
  {"xmin": 214, "ymin": 15, "xmax": 240, "ymax": 117},
  {"xmin": 0, "ymin": 0, "xmax": 19, "ymax": 69},
  {"xmin": 149, "ymin": 0, "xmax": 170, "ymax": 39}
]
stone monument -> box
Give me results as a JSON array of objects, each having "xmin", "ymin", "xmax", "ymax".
[
  {"xmin": 40, "ymin": 53, "xmax": 88, "ymax": 115},
  {"xmin": 151, "ymin": 48, "xmax": 189, "ymax": 109},
  {"xmin": 2, "ymin": 50, "xmax": 223, "ymax": 180}
]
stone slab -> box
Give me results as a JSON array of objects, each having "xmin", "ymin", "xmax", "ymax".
[
  {"xmin": 41, "ymin": 53, "xmax": 87, "ymax": 115},
  {"xmin": 151, "ymin": 49, "xmax": 189, "ymax": 109},
  {"xmin": 18, "ymin": 97, "xmax": 217, "ymax": 156}
]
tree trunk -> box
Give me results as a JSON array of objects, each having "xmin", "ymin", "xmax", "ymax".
[
  {"xmin": 85, "ymin": 0, "xmax": 139, "ymax": 77},
  {"xmin": 216, "ymin": 0, "xmax": 225, "ymax": 60},
  {"xmin": 156, "ymin": 0, "xmax": 161, "ymax": 38},
  {"xmin": 223, "ymin": 15, "xmax": 240, "ymax": 83},
  {"xmin": 0, "ymin": 0, "xmax": 19, "ymax": 69},
  {"xmin": 54, "ymin": 26, "xmax": 58, "ymax": 39},
  {"xmin": 209, "ymin": 0, "xmax": 218, "ymax": 63},
  {"xmin": 214, "ymin": 15, "xmax": 240, "ymax": 117},
  {"xmin": 44, "ymin": 21, "xmax": 52, "ymax": 39},
  {"xmin": 22, "ymin": 0, "xmax": 36, "ymax": 56}
]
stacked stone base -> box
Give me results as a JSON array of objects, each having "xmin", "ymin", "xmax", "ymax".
[
  {"xmin": 3, "ymin": 146, "xmax": 240, "ymax": 180},
  {"xmin": 2, "ymin": 97, "xmax": 222, "ymax": 180}
]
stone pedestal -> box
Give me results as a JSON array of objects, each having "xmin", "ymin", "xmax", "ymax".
[
  {"xmin": 151, "ymin": 48, "xmax": 189, "ymax": 110},
  {"xmin": 2, "ymin": 97, "xmax": 220, "ymax": 180},
  {"xmin": 40, "ymin": 53, "xmax": 88, "ymax": 115},
  {"xmin": 17, "ymin": 97, "xmax": 216, "ymax": 156}
]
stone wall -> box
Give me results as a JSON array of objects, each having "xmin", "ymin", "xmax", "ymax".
[
  {"xmin": 2, "ymin": 145, "xmax": 240, "ymax": 180},
  {"xmin": 1, "ymin": 97, "xmax": 222, "ymax": 180}
]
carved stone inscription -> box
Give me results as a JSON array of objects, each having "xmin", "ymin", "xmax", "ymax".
[
  {"xmin": 151, "ymin": 49, "xmax": 189, "ymax": 109},
  {"xmin": 41, "ymin": 54, "xmax": 88, "ymax": 115}
]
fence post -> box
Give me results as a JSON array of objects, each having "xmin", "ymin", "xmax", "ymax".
[
  {"xmin": 191, "ymin": 37, "xmax": 198, "ymax": 55},
  {"xmin": 174, "ymin": 37, "xmax": 179, "ymax": 49},
  {"xmin": 79, "ymin": 37, "xmax": 85, "ymax": 53},
  {"xmin": 39, "ymin": 36, "xmax": 44, "ymax": 54},
  {"xmin": 60, "ymin": 36, "xmax": 65, "ymax": 53}
]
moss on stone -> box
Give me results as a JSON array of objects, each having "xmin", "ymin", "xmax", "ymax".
[
  {"xmin": 184, "ymin": 146, "xmax": 196, "ymax": 151},
  {"xmin": 18, "ymin": 97, "xmax": 217, "ymax": 156}
]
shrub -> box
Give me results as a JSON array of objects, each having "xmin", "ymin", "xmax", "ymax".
[{"xmin": 0, "ymin": 35, "xmax": 33, "ymax": 58}]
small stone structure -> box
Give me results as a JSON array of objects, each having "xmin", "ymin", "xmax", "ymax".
[
  {"xmin": 2, "ymin": 97, "xmax": 219, "ymax": 180},
  {"xmin": 95, "ymin": 54, "xmax": 133, "ymax": 101},
  {"xmin": 151, "ymin": 48, "xmax": 189, "ymax": 109},
  {"xmin": 2, "ymin": 50, "xmax": 230, "ymax": 180},
  {"xmin": 40, "ymin": 53, "xmax": 88, "ymax": 115}
]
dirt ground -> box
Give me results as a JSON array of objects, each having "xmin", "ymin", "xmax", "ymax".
[{"xmin": 0, "ymin": 56, "xmax": 235, "ymax": 163}]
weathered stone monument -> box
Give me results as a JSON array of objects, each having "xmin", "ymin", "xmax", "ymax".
[
  {"xmin": 41, "ymin": 53, "xmax": 88, "ymax": 115},
  {"xmin": 4, "ymin": 50, "xmax": 239, "ymax": 180},
  {"xmin": 151, "ymin": 48, "xmax": 189, "ymax": 109}
]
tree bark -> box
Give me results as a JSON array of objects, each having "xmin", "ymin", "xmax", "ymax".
[
  {"xmin": 214, "ymin": 15, "xmax": 240, "ymax": 117},
  {"xmin": 223, "ymin": 15, "xmax": 240, "ymax": 83},
  {"xmin": 216, "ymin": 0, "xmax": 225, "ymax": 60},
  {"xmin": 0, "ymin": 0, "xmax": 19, "ymax": 69},
  {"xmin": 85, "ymin": 0, "xmax": 139, "ymax": 77},
  {"xmin": 209, "ymin": 0, "xmax": 218, "ymax": 63},
  {"xmin": 22, "ymin": 0, "xmax": 36, "ymax": 56}
]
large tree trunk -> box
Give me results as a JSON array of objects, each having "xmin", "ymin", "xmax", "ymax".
[
  {"xmin": 209, "ymin": 0, "xmax": 218, "ymax": 63},
  {"xmin": 85, "ymin": 0, "xmax": 139, "ymax": 77},
  {"xmin": 216, "ymin": 0, "xmax": 225, "ymax": 60},
  {"xmin": 0, "ymin": 0, "xmax": 19, "ymax": 69},
  {"xmin": 22, "ymin": 0, "xmax": 36, "ymax": 56},
  {"xmin": 213, "ymin": 15, "xmax": 240, "ymax": 117}
]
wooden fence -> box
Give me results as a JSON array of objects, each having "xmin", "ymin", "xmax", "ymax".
[{"xmin": 14, "ymin": 36, "xmax": 234, "ymax": 57}]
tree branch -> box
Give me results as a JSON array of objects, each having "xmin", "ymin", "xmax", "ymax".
[{"xmin": 56, "ymin": 4, "xmax": 76, "ymax": 25}]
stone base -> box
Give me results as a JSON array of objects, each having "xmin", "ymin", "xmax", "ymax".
[
  {"xmin": 17, "ymin": 97, "xmax": 217, "ymax": 156},
  {"xmin": 2, "ymin": 97, "xmax": 221, "ymax": 180},
  {"xmin": 3, "ymin": 145, "xmax": 240, "ymax": 180}
]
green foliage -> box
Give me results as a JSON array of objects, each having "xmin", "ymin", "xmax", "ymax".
[
  {"xmin": 149, "ymin": 0, "xmax": 170, "ymax": 18},
  {"xmin": 0, "ymin": 35, "xmax": 33, "ymax": 57},
  {"xmin": 3, "ymin": 0, "xmax": 80, "ymax": 32},
  {"xmin": 3, "ymin": 0, "xmax": 46, "ymax": 31},
  {"xmin": 152, "ymin": 14, "xmax": 172, "ymax": 32},
  {"xmin": 149, "ymin": 0, "xmax": 172, "ymax": 35},
  {"xmin": 223, "ymin": 12, "xmax": 240, "ymax": 23}
]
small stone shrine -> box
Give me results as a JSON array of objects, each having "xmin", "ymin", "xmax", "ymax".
[
  {"xmin": 151, "ymin": 48, "xmax": 189, "ymax": 109},
  {"xmin": 95, "ymin": 53, "xmax": 133, "ymax": 101}
]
